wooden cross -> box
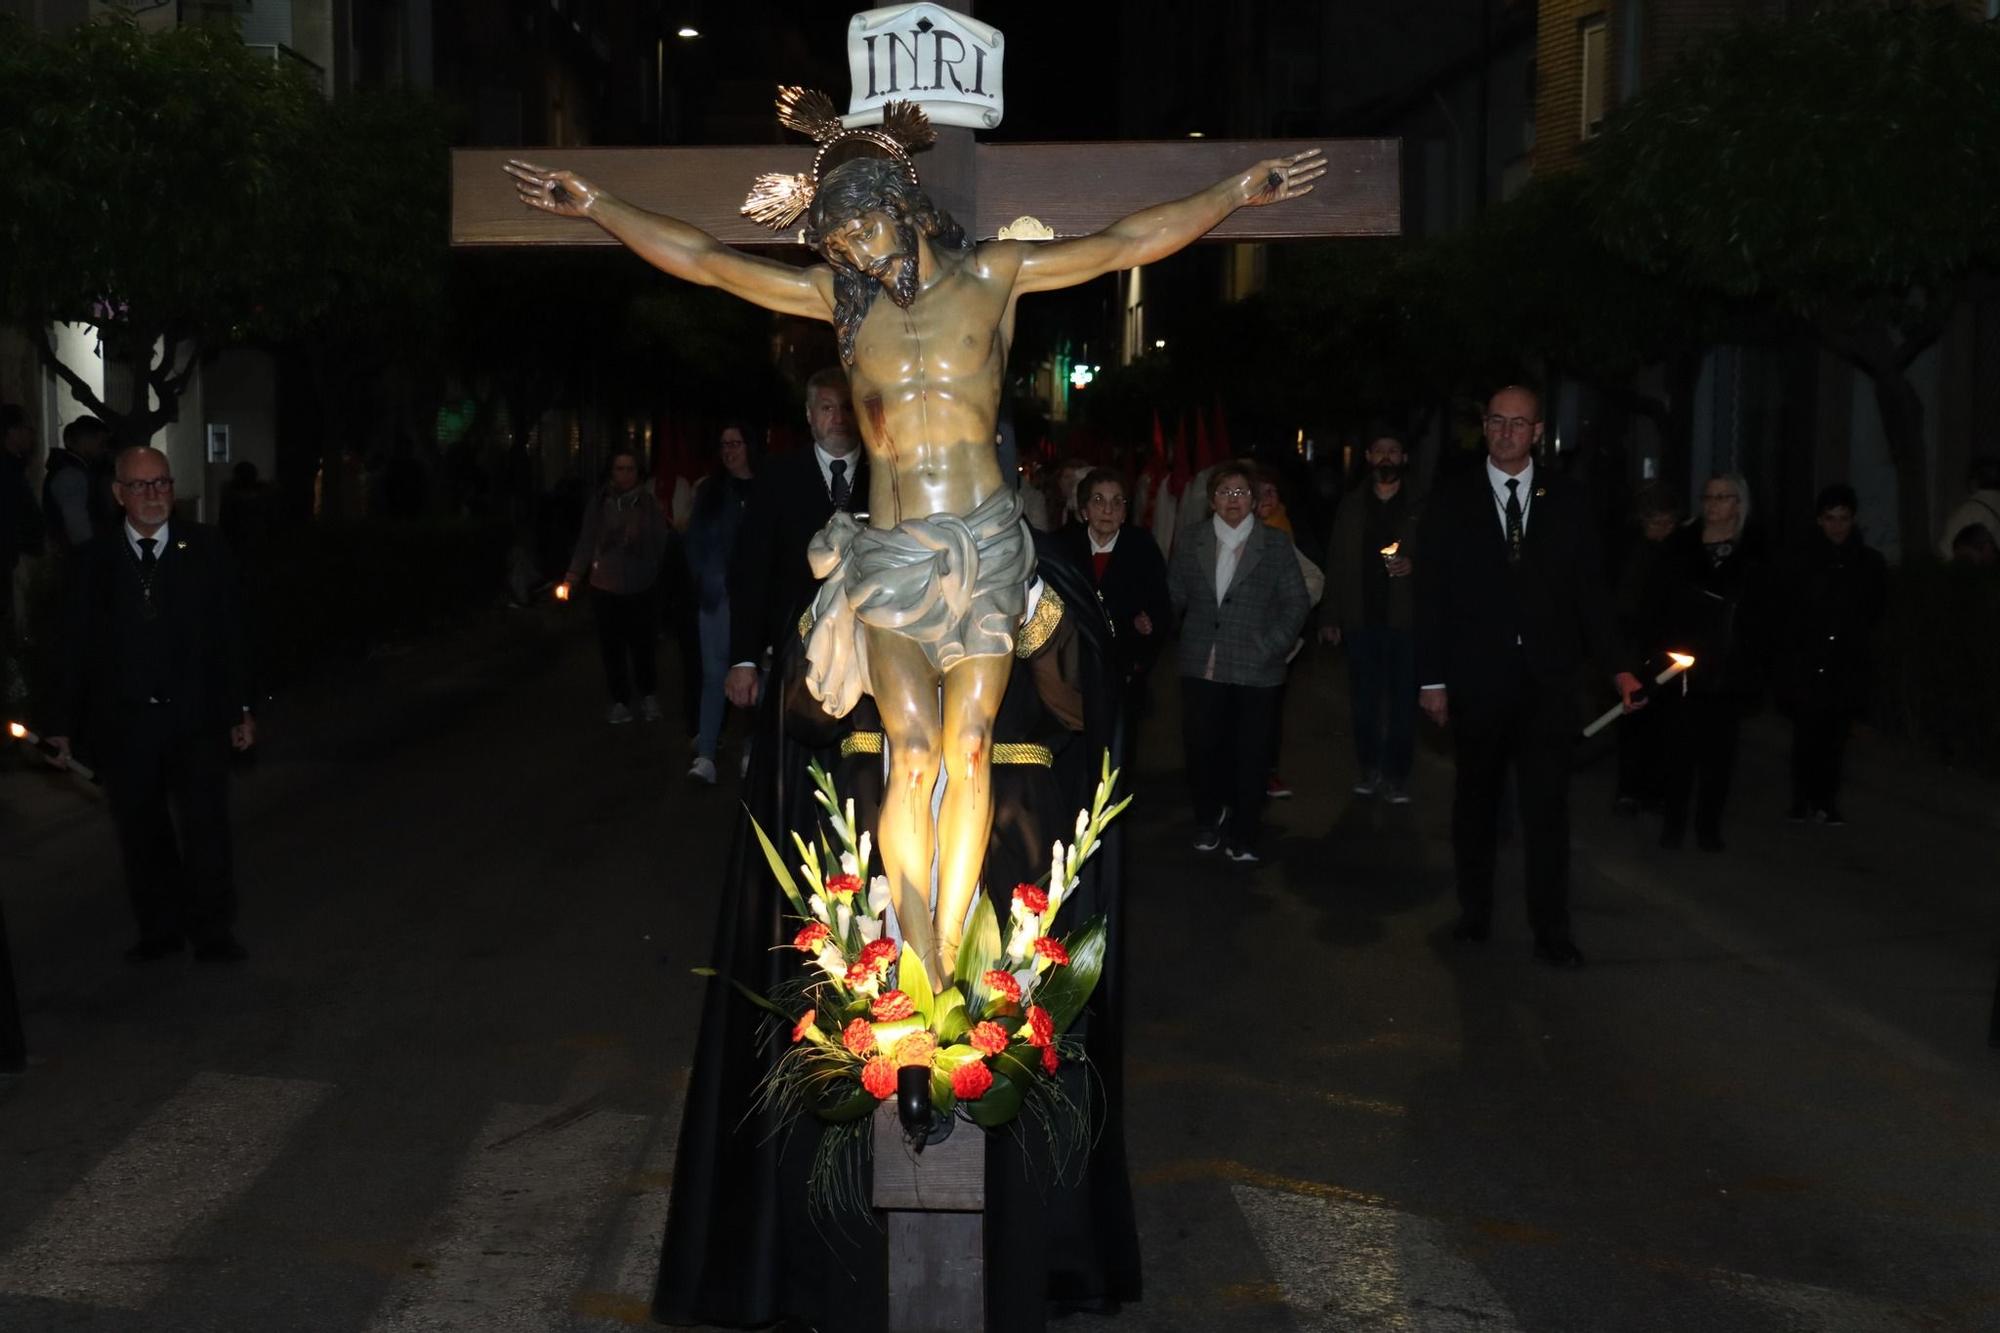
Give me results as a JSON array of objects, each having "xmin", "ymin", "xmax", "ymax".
[{"xmin": 450, "ymin": 131, "xmax": 1400, "ymax": 248}]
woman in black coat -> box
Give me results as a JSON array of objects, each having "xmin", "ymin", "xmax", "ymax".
[
  {"xmin": 1644, "ymin": 472, "xmax": 1768, "ymax": 851},
  {"xmin": 1774, "ymin": 484, "xmax": 1886, "ymax": 825}
]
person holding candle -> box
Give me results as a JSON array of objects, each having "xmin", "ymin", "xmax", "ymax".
[
  {"xmin": 1319, "ymin": 430, "xmax": 1423, "ymax": 804},
  {"xmin": 1642, "ymin": 472, "xmax": 1769, "ymax": 851},
  {"xmin": 1414, "ymin": 387, "xmax": 1641, "ymax": 968},
  {"xmin": 1611, "ymin": 484, "xmax": 1680, "ymax": 815},
  {"xmin": 565, "ymin": 446, "xmax": 672, "ymax": 725},
  {"xmin": 45, "ymin": 447, "xmax": 255, "ymax": 964}
]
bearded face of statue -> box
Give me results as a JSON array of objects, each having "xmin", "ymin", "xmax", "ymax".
[{"xmin": 821, "ymin": 207, "xmax": 923, "ymax": 309}]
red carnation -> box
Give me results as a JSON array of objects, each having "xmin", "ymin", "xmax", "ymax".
[
  {"xmin": 861, "ymin": 1056, "xmax": 898, "ymax": 1100},
  {"xmin": 967, "ymin": 1020, "xmax": 1009, "ymax": 1056},
  {"xmin": 1012, "ymin": 884, "xmax": 1050, "ymax": 914},
  {"xmin": 1041, "ymin": 1044, "xmax": 1061, "ymax": 1075},
  {"xmin": 859, "ymin": 938, "xmax": 898, "ymax": 971},
  {"xmin": 793, "ymin": 922, "xmax": 831, "ymax": 953},
  {"xmin": 892, "ymin": 1030, "xmax": 938, "ymax": 1069},
  {"xmin": 950, "ymin": 1060, "xmax": 995, "ymax": 1101},
  {"xmin": 872, "ymin": 990, "xmax": 916, "ymax": 1021},
  {"xmin": 842, "ymin": 1018, "xmax": 876, "ymax": 1057},
  {"xmin": 791, "ymin": 1009, "xmax": 817, "ymax": 1043},
  {"xmin": 982, "ymin": 970, "xmax": 1022, "ymax": 1004},
  {"xmin": 846, "ymin": 961, "xmax": 873, "ymax": 987},
  {"xmin": 1024, "ymin": 1005, "xmax": 1054, "ymax": 1048},
  {"xmin": 824, "ymin": 873, "xmax": 862, "ymax": 898},
  {"xmin": 1032, "ymin": 937, "xmax": 1070, "ymax": 966}
]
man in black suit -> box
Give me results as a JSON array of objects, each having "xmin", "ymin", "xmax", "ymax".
[
  {"xmin": 48, "ymin": 447, "xmax": 255, "ymax": 964},
  {"xmin": 723, "ymin": 367, "xmax": 868, "ymax": 709},
  {"xmin": 1414, "ymin": 387, "xmax": 1642, "ymax": 968}
]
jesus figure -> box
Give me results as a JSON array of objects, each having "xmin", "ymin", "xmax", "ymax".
[{"xmin": 507, "ymin": 108, "xmax": 1323, "ymax": 975}]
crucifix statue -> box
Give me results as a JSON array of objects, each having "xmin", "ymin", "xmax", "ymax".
[{"xmin": 476, "ymin": 27, "xmax": 1394, "ymax": 980}]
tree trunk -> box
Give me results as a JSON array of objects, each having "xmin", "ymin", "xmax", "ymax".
[{"xmin": 1863, "ymin": 367, "xmax": 1932, "ymax": 565}]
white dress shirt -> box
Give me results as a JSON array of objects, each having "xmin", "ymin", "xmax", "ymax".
[
  {"xmin": 125, "ymin": 519, "xmax": 170, "ymax": 562},
  {"xmin": 1486, "ymin": 457, "xmax": 1536, "ymax": 539}
]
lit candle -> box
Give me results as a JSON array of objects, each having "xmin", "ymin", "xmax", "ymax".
[
  {"xmin": 1581, "ymin": 653, "xmax": 1694, "ymax": 738},
  {"xmin": 6, "ymin": 720, "xmax": 98, "ymax": 783},
  {"xmin": 554, "ymin": 582, "xmax": 571, "ymax": 602}
]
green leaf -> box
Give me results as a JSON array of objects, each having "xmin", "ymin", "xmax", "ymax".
[
  {"xmin": 722, "ymin": 976, "xmax": 794, "ymax": 1020},
  {"xmin": 1032, "ymin": 915, "xmax": 1107, "ymax": 1033},
  {"xmin": 933, "ymin": 987, "xmax": 969, "ymax": 1042},
  {"xmin": 928, "ymin": 1066, "xmax": 957, "ymax": 1117},
  {"xmin": 899, "ymin": 944, "xmax": 936, "ymax": 1026},
  {"xmin": 956, "ymin": 895, "xmax": 1003, "ymax": 1015},
  {"xmin": 934, "ymin": 1042, "xmax": 984, "ymax": 1072},
  {"xmin": 750, "ymin": 813, "xmax": 810, "ymax": 919},
  {"xmin": 962, "ymin": 1070, "xmax": 1023, "ymax": 1127}
]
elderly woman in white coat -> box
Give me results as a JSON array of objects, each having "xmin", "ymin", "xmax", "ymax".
[{"xmin": 1166, "ymin": 461, "xmax": 1312, "ymax": 863}]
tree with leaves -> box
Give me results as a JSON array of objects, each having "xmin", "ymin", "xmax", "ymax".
[
  {"xmin": 1585, "ymin": 1, "xmax": 2000, "ymax": 556},
  {"xmin": 0, "ymin": 14, "xmax": 448, "ymax": 448}
]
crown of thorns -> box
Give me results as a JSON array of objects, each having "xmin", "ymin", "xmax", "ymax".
[{"xmin": 740, "ymin": 86, "xmax": 937, "ymax": 232}]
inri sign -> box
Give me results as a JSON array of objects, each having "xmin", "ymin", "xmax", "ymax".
[{"xmin": 845, "ymin": 4, "xmax": 1005, "ymax": 131}]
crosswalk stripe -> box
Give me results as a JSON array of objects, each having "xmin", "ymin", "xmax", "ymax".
[
  {"xmin": 1706, "ymin": 1268, "xmax": 1916, "ymax": 1332},
  {"xmin": 1231, "ymin": 1181, "xmax": 1523, "ymax": 1332},
  {"xmin": 362, "ymin": 1101, "xmax": 654, "ymax": 1333},
  {"xmin": 571, "ymin": 1114, "xmax": 678, "ymax": 1327},
  {"xmin": 0, "ymin": 1071, "xmax": 331, "ymax": 1310}
]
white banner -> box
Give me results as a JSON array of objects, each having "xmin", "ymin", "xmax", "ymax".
[{"xmin": 845, "ymin": 4, "xmax": 1005, "ymax": 132}]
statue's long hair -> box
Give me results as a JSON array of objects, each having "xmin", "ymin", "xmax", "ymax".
[{"xmin": 805, "ymin": 158, "xmax": 971, "ymax": 365}]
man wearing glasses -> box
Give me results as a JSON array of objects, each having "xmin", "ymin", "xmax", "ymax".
[
  {"xmin": 48, "ymin": 447, "xmax": 255, "ymax": 964},
  {"xmin": 1414, "ymin": 388, "xmax": 1641, "ymax": 967}
]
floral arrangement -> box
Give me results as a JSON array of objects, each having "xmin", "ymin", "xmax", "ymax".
[{"xmin": 724, "ymin": 754, "xmax": 1128, "ymax": 1206}]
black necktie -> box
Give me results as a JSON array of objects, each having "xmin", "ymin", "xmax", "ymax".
[
  {"xmin": 137, "ymin": 536, "xmax": 160, "ymax": 616},
  {"xmin": 1504, "ymin": 479, "xmax": 1524, "ymax": 565},
  {"xmin": 828, "ymin": 458, "xmax": 850, "ymax": 508}
]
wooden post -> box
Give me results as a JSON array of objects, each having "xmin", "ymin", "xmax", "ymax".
[{"xmin": 872, "ymin": 1101, "xmax": 984, "ymax": 1333}]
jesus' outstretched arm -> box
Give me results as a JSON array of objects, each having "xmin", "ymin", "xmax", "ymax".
[
  {"xmin": 504, "ymin": 159, "xmax": 834, "ymax": 320},
  {"xmin": 1010, "ymin": 149, "xmax": 1328, "ymax": 296}
]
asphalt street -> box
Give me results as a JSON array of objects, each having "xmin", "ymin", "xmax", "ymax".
[{"xmin": 2, "ymin": 612, "xmax": 1997, "ymax": 1332}]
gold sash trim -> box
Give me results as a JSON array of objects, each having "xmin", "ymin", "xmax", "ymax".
[
  {"xmin": 1014, "ymin": 588, "xmax": 1065, "ymax": 658},
  {"xmin": 990, "ymin": 742, "xmax": 1053, "ymax": 767}
]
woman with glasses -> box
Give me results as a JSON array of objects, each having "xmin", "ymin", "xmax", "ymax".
[
  {"xmin": 1057, "ymin": 468, "xmax": 1171, "ymax": 706},
  {"xmin": 1642, "ymin": 471, "xmax": 1769, "ymax": 851},
  {"xmin": 1165, "ymin": 461, "xmax": 1311, "ymax": 864}
]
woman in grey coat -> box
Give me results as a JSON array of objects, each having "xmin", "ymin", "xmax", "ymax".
[{"xmin": 1167, "ymin": 461, "xmax": 1312, "ymax": 862}]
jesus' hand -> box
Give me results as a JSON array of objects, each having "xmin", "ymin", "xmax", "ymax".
[
  {"xmin": 505, "ymin": 160, "xmax": 603, "ymax": 219},
  {"xmin": 1241, "ymin": 149, "xmax": 1328, "ymax": 208}
]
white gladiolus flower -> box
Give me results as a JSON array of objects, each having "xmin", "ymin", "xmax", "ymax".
[
  {"xmin": 814, "ymin": 945, "xmax": 846, "ymax": 980},
  {"xmin": 1066, "ymin": 844, "xmax": 1079, "ymax": 881},
  {"xmin": 800, "ymin": 861, "xmax": 818, "ymax": 893},
  {"xmin": 1012, "ymin": 967, "xmax": 1037, "ymax": 998},
  {"xmin": 839, "ymin": 851, "xmax": 858, "ymax": 878},
  {"xmin": 836, "ymin": 902, "xmax": 853, "ymax": 941},
  {"xmin": 809, "ymin": 893, "xmax": 829, "ymax": 924},
  {"xmin": 858, "ymin": 916, "xmax": 883, "ymax": 943},
  {"xmin": 1075, "ymin": 809, "xmax": 1089, "ymax": 842},
  {"xmin": 1006, "ymin": 921, "xmax": 1035, "ymax": 962},
  {"xmin": 868, "ymin": 874, "xmax": 891, "ymax": 916},
  {"xmin": 1049, "ymin": 839, "xmax": 1066, "ymax": 882},
  {"xmin": 858, "ymin": 832, "xmax": 873, "ymax": 875}
]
